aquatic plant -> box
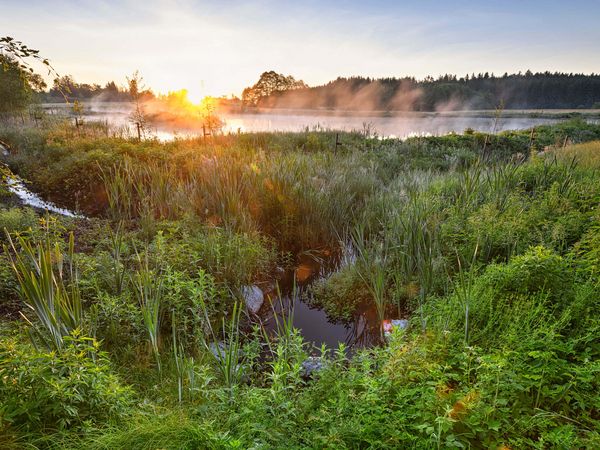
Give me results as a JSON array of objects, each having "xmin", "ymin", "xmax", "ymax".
[
  {"xmin": 131, "ymin": 250, "xmax": 163, "ymax": 372},
  {"xmin": 5, "ymin": 232, "xmax": 83, "ymax": 352}
]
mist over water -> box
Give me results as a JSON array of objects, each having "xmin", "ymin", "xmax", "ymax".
[
  {"xmin": 221, "ymin": 113, "xmax": 559, "ymax": 138},
  {"xmin": 49, "ymin": 102, "xmax": 562, "ymax": 140}
]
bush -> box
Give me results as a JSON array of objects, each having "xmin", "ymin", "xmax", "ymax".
[
  {"xmin": 89, "ymin": 292, "xmax": 145, "ymax": 355},
  {"xmin": 307, "ymin": 264, "xmax": 370, "ymax": 321},
  {"xmin": 481, "ymin": 246, "xmax": 574, "ymax": 306},
  {"xmin": 0, "ymin": 207, "xmax": 38, "ymax": 238},
  {"xmin": 0, "ymin": 334, "xmax": 133, "ymax": 431}
]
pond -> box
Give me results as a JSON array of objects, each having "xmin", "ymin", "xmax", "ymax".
[{"xmin": 255, "ymin": 250, "xmax": 389, "ymax": 351}]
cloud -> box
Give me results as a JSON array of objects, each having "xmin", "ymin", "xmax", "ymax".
[{"xmin": 1, "ymin": 0, "xmax": 598, "ymax": 97}]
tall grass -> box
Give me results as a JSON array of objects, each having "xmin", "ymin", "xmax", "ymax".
[
  {"xmin": 5, "ymin": 232, "xmax": 83, "ymax": 351},
  {"xmin": 198, "ymin": 298, "xmax": 245, "ymax": 391},
  {"xmin": 95, "ymin": 141, "xmax": 377, "ymax": 251},
  {"xmin": 132, "ymin": 251, "xmax": 163, "ymax": 372},
  {"xmin": 352, "ymin": 225, "xmax": 388, "ymax": 337},
  {"xmin": 454, "ymin": 244, "xmax": 479, "ymax": 345},
  {"xmin": 108, "ymin": 222, "xmax": 127, "ymax": 295},
  {"xmin": 171, "ymin": 311, "xmax": 196, "ymax": 404},
  {"xmin": 386, "ymin": 192, "xmax": 443, "ymax": 330}
]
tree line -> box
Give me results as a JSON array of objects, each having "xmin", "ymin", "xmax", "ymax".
[{"xmin": 244, "ymin": 71, "xmax": 600, "ymax": 111}]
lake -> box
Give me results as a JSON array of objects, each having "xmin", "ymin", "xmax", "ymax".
[{"xmin": 43, "ymin": 102, "xmax": 568, "ymax": 140}]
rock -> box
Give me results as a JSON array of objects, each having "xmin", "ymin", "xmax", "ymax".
[
  {"xmin": 208, "ymin": 341, "xmax": 245, "ymax": 361},
  {"xmin": 242, "ymin": 285, "xmax": 264, "ymax": 314},
  {"xmin": 301, "ymin": 356, "xmax": 327, "ymax": 378},
  {"xmin": 382, "ymin": 319, "xmax": 409, "ymax": 337},
  {"xmin": 208, "ymin": 341, "xmax": 228, "ymax": 358}
]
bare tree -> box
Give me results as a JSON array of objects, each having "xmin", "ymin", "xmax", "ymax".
[{"xmin": 127, "ymin": 70, "xmax": 149, "ymax": 140}]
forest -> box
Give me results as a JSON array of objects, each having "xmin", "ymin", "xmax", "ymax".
[{"xmin": 249, "ymin": 72, "xmax": 600, "ymax": 111}]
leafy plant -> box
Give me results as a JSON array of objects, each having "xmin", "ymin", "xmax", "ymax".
[
  {"xmin": 0, "ymin": 334, "xmax": 132, "ymax": 431},
  {"xmin": 5, "ymin": 232, "xmax": 83, "ymax": 351},
  {"xmin": 131, "ymin": 251, "xmax": 163, "ymax": 372}
]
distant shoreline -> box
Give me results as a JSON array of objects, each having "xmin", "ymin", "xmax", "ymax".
[{"xmin": 40, "ymin": 102, "xmax": 600, "ymax": 120}]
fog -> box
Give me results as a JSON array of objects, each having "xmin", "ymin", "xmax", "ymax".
[{"xmin": 45, "ymin": 102, "xmax": 561, "ymax": 141}]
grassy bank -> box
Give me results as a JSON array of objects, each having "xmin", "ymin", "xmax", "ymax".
[{"xmin": 1, "ymin": 119, "xmax": 599, "ymax": 448}]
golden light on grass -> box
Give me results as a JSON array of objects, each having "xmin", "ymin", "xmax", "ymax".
[
  {"xmin": 295, "ymin": 263, "xmax": 314, "ymax": 282},
  {"xmin": 448, "ymin": 390, "xmax": 480, "ymax": 420}
]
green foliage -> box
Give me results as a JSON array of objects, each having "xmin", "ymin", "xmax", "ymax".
[
  {"xmin": 0, "ymin": 207, "xmax": 38, "ymax": 237},
  {"xmin": 481, "ymin": 246, "xmax": 574, "ymax": 306},
  {"xmin": 307, "ymin": 264, "xmax": 369, "ymax": 321},
  {"xmin": 162, "ymin": 267, "xmax": 223, "ymax": 349},
  {"xmin": 199, "ymin": 301, "xmax": 246, "ymax": 390},
  {"xmin": 5, "ymin": 232, "xmax": 83, "ymax": 352},
  {"xmin": 89, "ymin": 292, "xmax": 144, "ymax": 354},
  {"xmin": 0, "ymin": 334, "xmax": 132, "ymax": 431},
  {"xmin": 1, "ymin": 123, "xmax": 600, "ymax": 448},
  {"xmin": 131, "ymin": 253, "xmax": 163, "ymax": 372},
  {"xmin": 0, "ymin": 56, "xmax": 35, "ymax": 113}
]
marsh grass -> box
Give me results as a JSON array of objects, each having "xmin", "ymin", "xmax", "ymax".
[
  {"xmin": 351, "ymin": 225, "xmax": 388, "ymax": 337},
  {"xmin": 2, "ymin": 123, "xmax": 600, "ymax": 447},
  {"xmin": 132, "ymin": 250, "xmax": 163, "ymax": 372},
  {"xmin": 108, "ymin": 221, "xmax": 127, "ymax": 294},
  {"xmin": 384, "ymin": 192, "xmax": 444, "ymax": 330},
  {"xmin": 197, "ymin": 296, "xmax": 245, "ymax": 391},
  {"xmin": 453, "ymin": 244, "xmax": 479, "ymax": 345},
  {"xmin": 171, "ymin": 310, "xmax": 196, "ymax": 404},
  {"xmin": 5, "ymin": 231, "xmax": 83, "ymax": 351}
]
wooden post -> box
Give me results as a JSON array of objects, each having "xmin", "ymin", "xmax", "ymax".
[
  {"xmin": 334, "ymin": 133, "xmax": 342, "ymax": 153},
  {"xmin": 136, "ymin": 122, "xmax": 141, "ymax": 141},
  {"xmin": 482, "ymin": 134, "xmax": 489, "ymax": 160},
  {"xmin": 202, "ymin": 124, "xmax": 211, "ymax": 142},
  {"xmin": 529, "ymin": 127, "xmax": 536, "ymax": 151}
]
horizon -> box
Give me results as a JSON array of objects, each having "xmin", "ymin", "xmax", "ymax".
[{"xmin": 2, "ymin": 0, "xmax": 600, "ymax": 100}]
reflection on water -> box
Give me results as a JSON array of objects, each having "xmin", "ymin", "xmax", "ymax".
[
  {"xmin": 259, "ymin": 251, "xmax": 386, "ymax": 351},
  {"xmin": 46, "ymin": 102, "xmax": 563, "ymax": 141},
  {"xmin": 222, "ymin": 113, "xmax": 560, "ymax": 138}
]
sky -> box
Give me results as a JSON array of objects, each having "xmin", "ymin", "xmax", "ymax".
[{"xmin": 1, "ymin": 0, "xmax": 599, "ymax": 99}]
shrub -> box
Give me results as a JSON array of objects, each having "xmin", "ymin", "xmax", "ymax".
[
  {"xmin": 307, "ymin": 264, "xmax": 370, "ymax": 321},
  {"xmin": 0, "ymin": 334, "xmax": 132, "ymax": 431},
  {"xmin": 571, "ymin": 216, "xmax": 600, "ymax": 278},
  {"xmin": 0, "ymin": 207, "xmax": 38, "ymax": 238},
  {"xmin": 481, "ymin": 246, "xmax": 574, "ymax": 306},
  {"xmin": 89, "ymin": 292, "xmax": 144, "ymax": 354}
]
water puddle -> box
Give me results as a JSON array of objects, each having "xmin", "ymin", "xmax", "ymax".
[{"xmin": 256, "ymin": 250, "xmax": 389, "ymax": 350}]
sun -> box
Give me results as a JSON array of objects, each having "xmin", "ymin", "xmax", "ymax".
[{"xmin": 186, "ymin": 88, "xmax": 205, "ymax": 105}]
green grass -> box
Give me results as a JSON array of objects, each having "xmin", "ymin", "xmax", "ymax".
[{"xmin": 1, "ymin": 120, "xmax": 600, "ymax": 448}]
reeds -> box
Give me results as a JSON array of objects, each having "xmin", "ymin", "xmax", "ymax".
[
  {"xmin": 108, "ymin": 222, "xmax": 127, "ymax": 294},
  {"xmin": 171, "ymin": 311, "xmax": 195, "ymax": 404},
  {"xmin": 386, "ymin": 192, "xmax": 443, "ymax": 330},
  {"xmin": 454, "ymin": 244, "xmax": 479, "ymax": 345},
  {"xmin": 132, "ymin": 251, "xmax": 163, "ymax": 372},
  {"xmin": 5, "ymin": 231, "xmax": 83, "ymax": 351},
  {"xmin": 352, "ymin": 224, "xmax": 389, "ymax": 337},
  {"xmin": 198, "ymin": 298, "xmax": 245, "ymax": 390}
]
